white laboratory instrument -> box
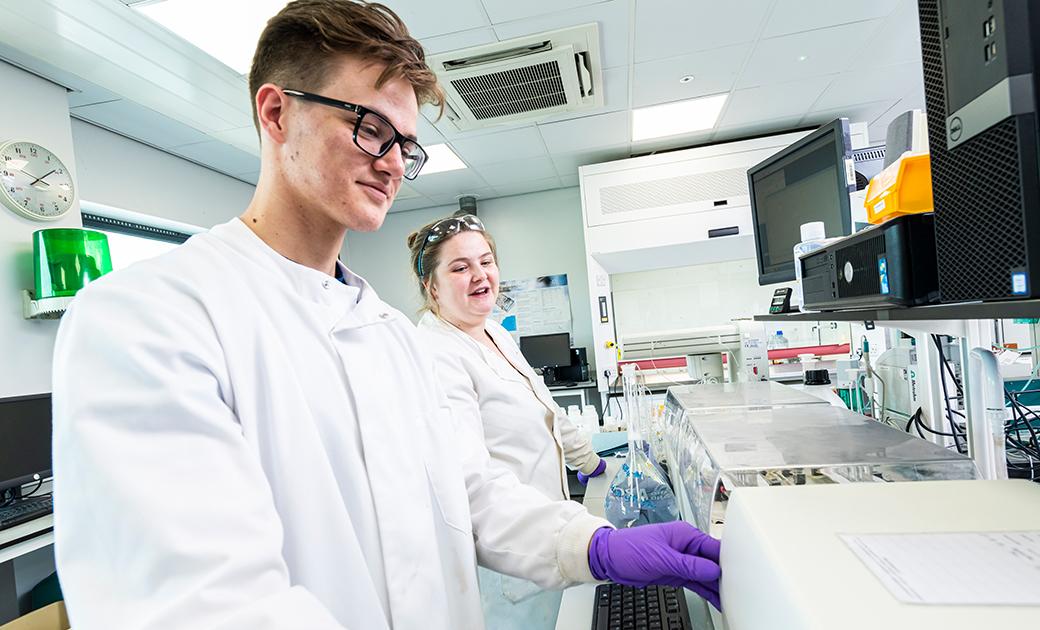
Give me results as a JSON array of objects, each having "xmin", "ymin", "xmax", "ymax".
[{"xmin": 721, "ymin": 480, "xmax": 1040, "ymax": 630}]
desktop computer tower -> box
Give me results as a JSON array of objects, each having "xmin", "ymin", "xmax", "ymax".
[
  {"xmin": 555, "ymin": 347, "xmax": 589, "ymax": 383},
  {"xmin": 800, "ymin": 213, "xmax": 939, "ymax": 311},
  {"xmin": 918, "ymin": 0, "xmax": 1040, "ymax": 301}
]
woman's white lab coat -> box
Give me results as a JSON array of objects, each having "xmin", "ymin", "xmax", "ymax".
[
  {"xmin": 417, "ymin": 313, "xmax": 601, "ymax": 501},
  {"xmin": 417, "ymin": 313, "xmax": 602, "ymax": 630},
  {"xmin": 51, "ymin": 218, "xmax": 607, "ymax": 630}
]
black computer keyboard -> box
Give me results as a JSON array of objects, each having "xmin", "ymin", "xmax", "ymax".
[
  {"xmin": 592, "ymin": 583, "xmax": 693, "ymax": 630},
  {"xmin": 0, "ymin": 496, "xmax": 53, "ymax": 530}
]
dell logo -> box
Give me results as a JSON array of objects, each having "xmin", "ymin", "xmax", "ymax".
[{"xmin": 950, "ymin": 117, "xmax": 963, "ymax": 141}]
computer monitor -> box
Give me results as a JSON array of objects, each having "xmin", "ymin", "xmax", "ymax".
[
  {"xmin": 519, "ymin": 333, "xmax": 572, "ymax": 369},
  {"xmin": 0, "ymin": 393, "xmax": 53, "ymax": 493},
  {"xmin": 747, "ymin": 118, "xmax": 856, "ymax": 285}
]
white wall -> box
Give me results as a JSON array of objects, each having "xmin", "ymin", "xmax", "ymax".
[
  {"xmin": 71, "ymin": 119, "xmax": 254, "ymax": 228},
  {"xmin": 0, "ymin": 60, "xmax": 256, "ymax": 400},
  {"xmin": 344, "ymin": 187, "xmax": 598, "ymax": 369},
  {"xmin": 0, "ymin": 61, "xmax": 82, "ymax": 399}
]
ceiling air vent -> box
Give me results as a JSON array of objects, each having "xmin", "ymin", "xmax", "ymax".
[{"xmin": 429, "ymin": 24, "xmax": 603, "ymax": 132}]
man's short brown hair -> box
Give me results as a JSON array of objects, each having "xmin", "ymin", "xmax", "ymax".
[{"xmin": 248, "ymin": 0, "xmax": 444, "ymax": 133}]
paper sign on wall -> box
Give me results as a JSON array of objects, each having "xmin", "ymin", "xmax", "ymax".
[{"xmin": 492, "ymin": 273, "xmax": 573, "ymax": 341}]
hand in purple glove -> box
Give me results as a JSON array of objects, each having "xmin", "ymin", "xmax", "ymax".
[
  {"xmin": 588, "ymin": 522, "xmax": 722, "ymax": 610},
  {"xmin": 577, "ymin": 458, "xmax": 607, "ymax": 485}
]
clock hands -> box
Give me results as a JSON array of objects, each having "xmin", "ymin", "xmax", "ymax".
[{"xmin": 27, "ymin": 169, "xmax": 56, "ymax": 187}]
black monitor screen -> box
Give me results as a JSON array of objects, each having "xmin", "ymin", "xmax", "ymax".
[
  {"xmin": 0, "ymin": 393, "xmax": 52, "ymax": 490},
  {"xmin": 519, "ymin": 333, "xmax": 571, "ymax": 368},
  {"xmin": 748, "ymin": 118, "xmax": 854, "ymax": 285}
]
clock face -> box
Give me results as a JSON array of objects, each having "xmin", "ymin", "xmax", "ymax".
[{"xmin": 0, "ymin": 140, "xmax": 76, "ymax": 221}]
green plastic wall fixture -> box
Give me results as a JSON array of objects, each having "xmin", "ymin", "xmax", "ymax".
[{"xmin": 33, "ymin": 228, "xmax": 112, "ymax": 299}]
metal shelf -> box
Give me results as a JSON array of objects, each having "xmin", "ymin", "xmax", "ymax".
[{"xmin": 755, "ymin": 299, "xmax": 1040, "ymax": 323}]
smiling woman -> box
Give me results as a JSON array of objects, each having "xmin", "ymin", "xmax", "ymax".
[{"xmin": 407, "ymin": 214, "xmax": 608, "ymax": 630}]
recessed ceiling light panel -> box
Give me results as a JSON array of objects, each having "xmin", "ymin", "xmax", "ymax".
[{"xmin": 631, "ymin": 93, "xmax": 729, "ymax": 142}]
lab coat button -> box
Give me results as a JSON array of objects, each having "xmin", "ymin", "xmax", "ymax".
[
  {"xmin": 379, "ymin": 312, "xmax": 390, "ymax": 319},
  {"xmin": 322, "ymin": 279, "xmax": 331, "ymax": 289}
]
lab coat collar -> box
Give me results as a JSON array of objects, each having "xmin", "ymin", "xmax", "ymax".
[
  {"xmin": 211, "ymin": 218, "xmax": 400, "ymax": 331},
  {"xmin": 420, "ymin": 313, "xmax": 528, "ymax": 386}
]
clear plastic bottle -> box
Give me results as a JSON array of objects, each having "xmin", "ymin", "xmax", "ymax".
[
  {"xmin": 581, "ymin": 405, "xmax": 600, "ymax": 434},
  {"xmin": 767, "ymin": 330, "xmax": 790, "ymax": 350},
  {"xmin": 792, "ymin": 221, "xmax": 828, "ymax": 311}
]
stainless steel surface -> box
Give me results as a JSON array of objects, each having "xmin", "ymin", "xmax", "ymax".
[
  {"xmin": 687, "ymin": 405, "xmax": 974, "ymax": 470},
  {"xmin": 666, "ymin": 381, "xmax": 829, "ymax": 413},
  {"xmin": 664, "ymin": 397, "xmax": 978, "ymax": 533}
]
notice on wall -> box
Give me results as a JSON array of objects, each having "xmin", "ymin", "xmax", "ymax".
[
  {"xmin": 841, "ymin": 531, "xmax": 1040, "ymax": 605},
  {"xmin": 492, "ymin": 273, "xmax": 572, "ymax": 341}
]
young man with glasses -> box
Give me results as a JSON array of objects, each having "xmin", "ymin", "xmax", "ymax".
[{"xmin": 51, "ymin": 2, "xmax": 720, "ymax": 629}]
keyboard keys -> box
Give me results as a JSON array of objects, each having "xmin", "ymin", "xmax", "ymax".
[{"xmin": 592, "ymin": 583, "xmax": 693, "ymax": 630}]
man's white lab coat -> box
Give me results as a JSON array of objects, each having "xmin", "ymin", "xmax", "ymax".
[
  {"xmin": 417, "ymin": 313, "xmax": 600, "ymax": 501},
  {"xmin": 51, "ymin": 218, "xmax": 607, "ymax": 630}
]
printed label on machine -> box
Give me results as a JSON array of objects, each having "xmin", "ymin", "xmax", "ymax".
[{"xmin": 841, "ymin": 531, "xmax": 1040, "ymax": 605}]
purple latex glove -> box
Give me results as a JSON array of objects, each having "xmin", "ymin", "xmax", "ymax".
[
  {"xmin": 588, "ymin": 522, "xmax": 722, "ymax": 610},
  {"xmin": 577, "ymin": 458, "xmax": 607, "ymax": 485}
]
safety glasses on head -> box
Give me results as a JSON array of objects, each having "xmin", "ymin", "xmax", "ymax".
[
  {"xmin": 282, "ymin": 88, "xmax": 427, "ymax": 180},
  {"xmin": 416, "ymin": 214, "xmax": 485, "ymax": 276}
]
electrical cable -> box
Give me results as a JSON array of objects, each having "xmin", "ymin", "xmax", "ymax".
[{"xmin": 932, "ymin": 335, "xmax": 967, "ymax": 452}]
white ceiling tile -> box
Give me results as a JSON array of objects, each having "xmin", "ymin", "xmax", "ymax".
[
  {"xmin": 599, "ymin": 65, "xmax": 630, "ymax": 112},
  {"xmin": 868, "ymin": 88, "xmax": 926, "ymax": 144},
  {"xmin": 66, "ymin": 84, "xmax": 120, "ymax": 108},
  {"xmin": 630, "ymin": 130, "xmax": 715, "ymax": 156},
  {"xmin": 71, "ymin": 99, "xmax": 211, "ymax": 148},
  {"xmin": 396, "ymin": 184, "xmax": 422, "ymax": 200},
  {"xmin": 408, "ymin": 168, "xmax": 490, "ymax": 196},
  {"xmin": 720, "ymin": 75, "xmax": 836, "ymax": 127},
  {"xmin": 476, "ymin": 156, "xmax": 558, "ymax": 185},
  {"xmin": 235, "ymin": 171, "xmax": 259, "ymax": 185},
  {"xmin": 634, "ymin": 0, "xmax": 773, "ymax": 63},
  {"xmin": 560, "ymin": 174, "xmax": 579, "ymax": 188},
  {"xmin": 378, "ymin": 0, "xmax": 489, "ymax": 38},
  {"xmin": 211, "ymin": 126, "xmax": 260, "ymax": 155},
  {"xmin": 632, "ymin": 44, "xmax": 752, "ymax": 108},
  {"xmin": 388, "ymin": 197, "xmax": 436, "ymax": 213},
  {"xmin": 450, "ymin": 127, "xmax": 548, "ymax": 165},
  {"xmin": 482, "ymin": 0, "xmax": 605, "ymax": 24},
  {"xmin": 538, "ymin": 110, "xmax": 629, "ymax": 153},
  {"xmin": 736, "ymin": 20, "xmax": 883, "ymax": 88},
  {"xmin": 550, "ymin": 145, "xmax": 629, "ymax": 177},
  {"xmin": 851, "ymin": 0, "xmax": 922, "ymax": 69},
  {"xmin": 491, "ymin": 176, "xmax": 563, "ymax": 198},
  {"xmin": 493, "ymin": 0, "xmax": 631, "ymax": 69},
  {"xmin": 421, "ymin": 27, "xmax": 498, "ymax": 55},
  {"xmin": 802, "ymin": 99, "xmax": 900, "ymax": 129},
  {"xmin": 713, "ymin": 116, "xmax": 806, "ymax": 144},
  {"xmin": 417, "ymin": 114, "xmax": 447, "ymax": 146},
  {"xmin": 169, "ymin": 139, "xmax": 261, "ymax": 175},
  {"xmin": 762, "ymin": 0, "xmax": 901, "ymax": 38},
  {"xmin": 427, "ymin": 187, "xmax": 495, "ymax": 206},
  {"xmin": 813, "ymin": 61, "xmax": 923, "ymax": 112}
]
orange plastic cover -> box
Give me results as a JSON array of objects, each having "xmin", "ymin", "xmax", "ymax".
[{"xmin": 864, "ymin": 152, "xmax": 934, "ymax": 224}]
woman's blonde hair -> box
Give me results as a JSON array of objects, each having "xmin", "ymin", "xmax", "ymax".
[{"xmin": 406, "ymin": 215, "xmax": 497, "ymax": 313}]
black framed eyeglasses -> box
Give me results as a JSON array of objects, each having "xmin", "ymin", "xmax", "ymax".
[
  {"xmin": 416, "ymin": 214, "xmax": 486, "ymax": 276},
  {"xmin": 282, "ymin": 88, "xmax": 427, "ymax": 180}
]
